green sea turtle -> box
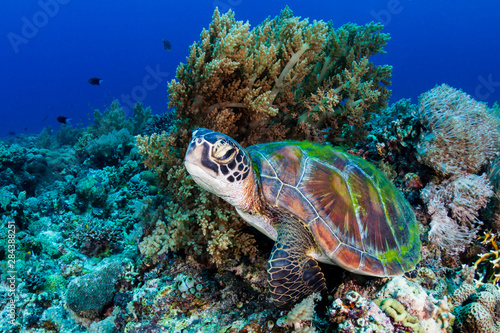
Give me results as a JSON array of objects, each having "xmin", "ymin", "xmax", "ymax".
[{"xmin": 184, "ymin": 128, "xmax": 421, "ymax": 307}]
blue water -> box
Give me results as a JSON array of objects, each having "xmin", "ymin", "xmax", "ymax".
[{"xmin": 1, "ymin": 0, "xmax": 499, "ymax": 137}]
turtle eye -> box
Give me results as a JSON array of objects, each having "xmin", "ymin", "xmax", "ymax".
[{"xmin": 212, "ymin": 140, "xmax": 237, "ymax": 164}]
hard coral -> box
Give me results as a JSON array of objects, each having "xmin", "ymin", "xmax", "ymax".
[
  {"xmin": 66, "ymin": 262, "xmax": 122, "ymax": 319},
  {"xmin": 452, "ymin": 283, "xmax": 500, "ymax": 333},
  {"xmin": 417, "ymin": 84, "xmax": 500, "ymax": 176},
  {"xmin": 330, "ymin": 291, "xmax": 394, "ymax": 333},
  {"xmin": 375, "ymin": 276, "xmax": 455, "ymax": 333}
]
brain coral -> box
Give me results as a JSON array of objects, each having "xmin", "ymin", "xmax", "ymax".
[{"xmin": 452, "ymin": 283, "xmax": 500, "ymax": 333}]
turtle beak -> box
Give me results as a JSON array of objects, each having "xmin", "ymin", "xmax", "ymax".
[
  {"xmin": 184, "ymin": 139, "xmax": 198, "ymax": 166},
  {"xmin": 184, "ymin": 139, "xmax": 204, "ymax": 175}
]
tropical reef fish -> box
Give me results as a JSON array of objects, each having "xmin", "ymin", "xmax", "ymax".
[
  {"xmin": 88, "ymin": 77, "xmax": 103, "ymax": 85},
  {"xmin": 57, "ymin": 116, "xmax": 70, "ymax": 124},
  {"xmin": 163, "ymin": 39, "xmax": 172, "ymax": 51}
]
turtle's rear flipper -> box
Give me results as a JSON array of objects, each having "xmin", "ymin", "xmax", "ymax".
[{"xmin": 267, "ymin": 213, "xmax": 326, "ymax": 308}]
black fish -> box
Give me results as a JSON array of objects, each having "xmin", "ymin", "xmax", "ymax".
[
  {"xmin": 8, "ymin": 131, "xmax": 15, "ymax": 135},
  {"xmin": 88, "ymin": 77, "xmax": 103, "ymax": 85},
  {"xmin": 57, "ymin": 116, "xmax": 70, "ymax": 124},
  {"xmin": 163, "ymin": 39, "xmax": 172, "ymax": 51}
]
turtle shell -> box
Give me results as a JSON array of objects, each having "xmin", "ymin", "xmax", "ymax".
[{"xmin": 247, "ymin": 141, "xmax": 421, "ymax": 277}]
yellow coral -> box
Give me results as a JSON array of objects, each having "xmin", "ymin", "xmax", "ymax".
[
  {"xmin": 376, "ymin": 298, "xmax": 424, "ymax": 333},
  {"xmin": 475, "ymin": 231, "xmax": 500, "ymax": 285}
]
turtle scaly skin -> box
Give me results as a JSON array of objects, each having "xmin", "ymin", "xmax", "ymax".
[
  {"xmin": 267, "ymin": 211, "xmax": 326, "ymax": 307},
  {"xmin": 185, "ymin": 128, "xmax": 421, "ymax": 307}
]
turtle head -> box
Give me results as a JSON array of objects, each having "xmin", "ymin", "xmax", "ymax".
[{"xmin": 185, "ymin": 128, "xmax": 255, "ymax": 210}]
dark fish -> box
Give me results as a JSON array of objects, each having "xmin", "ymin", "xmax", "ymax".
[
  {"xmin": 57, "ymin": 116, "xmax": 70, "ymax": 124},
  {"xmin": 8, "ymin": 131, "xmax": 15, "ymax": 135},
  {"xmin": 163, "ymin": 39, "xmax": 172, "ymax": 51},
  {"xmin": 88, "ymin": 77, "xmax": 103, "ymax": 85},
  {"xmin": 42, "ymin": 115, "xmax": 49, "ymax": 121}
]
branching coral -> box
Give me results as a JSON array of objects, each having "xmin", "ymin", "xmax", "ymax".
[
  {"xmin": 168, "ymin": 6, "xmax": 391, "ymax": 146},
  {"xmin": 474, "ymin": 231, "xmax": 500, "ymax": 285},
  {"xmin": 417, "ymin": 84, "xmax": 500, "ymax": 176},
  {"xmin": 421, "ymin": 174, "xmax": 494, "ymax": 255},
  {"xmin": 71, "ymin": 216, "xmax": 121, "ymax": 257}
]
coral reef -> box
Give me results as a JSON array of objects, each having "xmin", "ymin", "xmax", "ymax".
[
  {"xmin": 421, "ymin": 174, "xmax": 494, "ymax": 255},
  {"xmin": 375, "ymin": 276, "xmax": 455, "ymax": 333},
  {"xmin": 3, "ymin": 6, "xmax": 500, "ymax": 333},
  {"xmin": 417, "ymin": 84, "xmax": 500, "ymax": 176},
  {"xmin": 451, "ymin": 283, "xmax": 500, "ymax": 333},
  {"xmin": 329, "ymin": 290, "xmax": 395, "ymax": 332},
  {"xmin": 474, "ymin": 231, "xmax": 500, "ymax": 285}
]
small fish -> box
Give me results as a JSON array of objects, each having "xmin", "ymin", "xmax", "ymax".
[
  {"xmin": 88, "ymin": 77, "xmax": 103, "ymax": 85},
  {"xmin": 163, "ymin": 39, "xmax": 172, "ymax": 51},
  {"xmin": 42, "ymin": 115, "xmax": 49, "ymax": 121},
  {"xmin": 8, "ymin": 131, "xmax": 15, "ymax": 135},
  {"xmin": 56, "ymin": 116, "xmax": 70, "ymax": 124}
]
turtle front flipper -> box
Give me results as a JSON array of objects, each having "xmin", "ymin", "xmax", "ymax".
[{"xmin": 267, "ymin": 212, "xmax": 326, "ymax": 307}]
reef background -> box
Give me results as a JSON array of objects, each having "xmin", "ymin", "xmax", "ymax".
[{"xmin": 1, "ymin": 3, "xmax": 500, "ymax": 333}]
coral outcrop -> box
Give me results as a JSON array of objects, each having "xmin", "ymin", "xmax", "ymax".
[
  {"xmin": 66, "ymin": 262, "xmax": 122, "ymax": 319},
  {"xmin": 375, "ymin": 276, "xmax": 455, "ymax": 333}
]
